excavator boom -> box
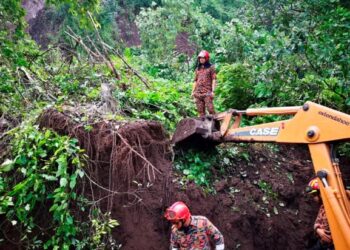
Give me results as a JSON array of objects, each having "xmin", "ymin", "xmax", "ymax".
[{"xmin": 173, "ymin": 101, "xmax": 350, "ymax": 250}]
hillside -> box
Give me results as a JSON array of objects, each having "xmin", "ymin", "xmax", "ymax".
[{"xmin": 1, "ymin": 0, "xmax": 350, "ymax": 249}]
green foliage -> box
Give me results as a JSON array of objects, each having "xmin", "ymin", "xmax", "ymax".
[
  {"xmin": 243, "ymin": 0, "xmax": 350, "ymax": 110},
  {"xmin": 122, "ymin": 0, "xmax": 161, "ymax": 11},
  {"xmin": 0, "ymin": 0, "xmax": 26, "ymax": 38},
  {"xmin": 189, "ymin": 10, "xmax": 222, "ymax": 53},
  {"xmin": 135, "ymin": 0, "xmax": 223, "ymax": 79},
  {"xmin": 0, "ymin": 4, "xmax": 41, "ymax": 115},
  {"xmin": 215, "ymin": 20, "xmax": 252, "ymax": 63},
  {"xmin": 96, "ymin": 0, "xmax": 120, "ymax": 44},
  {"xmin": 91, "ymin": 212, "xmax": 119, "ymax": 248},
  {"xmin": 0, "ymin": 124, "xmax": 118, "ymax": 249},
  {"xmin": 258, "ymin": 180, "xmax": 278, "ymax": 200},
  {"xmin": 120, "ymin": 77, "xmax": 196, "ymax": 131},
  {"xmin": 175, "ymin": 150, "xmax": 216, "ymax": 187},
  {"xmin": 174, "ymin": 146, "xmax": 243, "ymax": 187},
  {"xmin": 56, "ymin": 0, "xmax": 119, "ymax": 49},
  {"xmin": 136, "ymin": 2, "xmax": 186, "ymax": 63},
  {"xmin": 193, "ymin": 0, "xmax": 246, "ymax": 23},
  {"xmin": 46, "ymin": 0, "xmax": 102, "ymax": 28},
  {"xmin": 216, "ymin": 63, "xmax": 255, "ymax": 110},
  {"xmin": 0, "ymin": 0, "xmax": 106, "ymax": 117},
  {"xmin": 1, "ymin": 124, "xmax": 83, "ymax": 248},
  {"xmin": 2, "ymin": 2, "xmax": 350, "ymax": 241},
  {"xmin": 0, "ymin": 37, "xmax": 107, "ymax": 116},
  {"xmin": 135, "ymin": 0, "xmax": 350, "ymax": 113}
]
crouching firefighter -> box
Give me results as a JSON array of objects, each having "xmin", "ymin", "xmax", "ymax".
[
  {"xmin": 165, "ymin": 201, "xmax": 225, "ymax": 250},
  {"xmin": 306, "ymin": 178, "xmax": 334, "ymax": 250}
]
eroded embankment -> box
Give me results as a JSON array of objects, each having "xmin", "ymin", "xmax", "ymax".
[{"xmin": 37, "ymin": 108, "xmax": 320, "ymax": 250}]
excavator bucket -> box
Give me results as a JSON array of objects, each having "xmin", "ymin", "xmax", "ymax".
[{"xmin": 172, "ymin": 116, "xmax": 219, "ymax": 148}]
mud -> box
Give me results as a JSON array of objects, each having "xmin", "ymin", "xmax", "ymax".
[
  {"xmin": 3, "ymin": 108, "xmax": 331, "ymax": 249},
  {"xmin": 171, "ymin": 144, "xmax": 319, "ymax": 250},
  {"xmin": 175, "ymin": 32, "xmax": 197, "ymax": 57}
]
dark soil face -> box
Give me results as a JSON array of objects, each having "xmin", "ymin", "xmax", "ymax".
[
  {"xmin": 116, "ymin": 14, "xmax": 142, "ymax": 47},
  {"xmin": 3, "ymin": 109, "xmax": 328, "ymax": 249},
  {"xmin": 27, "ymin": 8, "xmax": 64, "ymax": 49},
  {"xmin": 38, "ymin": 109, "xmax": 173, "ymax": 250},
  {"xmin": 22, "ymin": 0, "xmax": 45, "ymax": 22},
  {"xmin": 171, "ymin": 144, "xmax": 318, "ymax": 250},
  {"xmin": 175, "ymin": 32, "xmax": 197, "ymax": 57}
]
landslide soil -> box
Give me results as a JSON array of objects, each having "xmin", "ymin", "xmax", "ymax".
[{"xmin": 4, "ymin": 108, "xmax": 349, "ymax": 250}]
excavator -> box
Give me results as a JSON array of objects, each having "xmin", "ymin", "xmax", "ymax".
[{"xmin": 172, "ymin": 101, "xmax": 350, "ymax": 250}]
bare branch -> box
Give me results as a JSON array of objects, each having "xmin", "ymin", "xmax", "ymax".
[
  {"xmin": 113, "ymin": 129, "xmax": 162, "ymax": 176},
  {"xmin": 101, "ymin": 41, "xmax": 150, "ymax": 88}
]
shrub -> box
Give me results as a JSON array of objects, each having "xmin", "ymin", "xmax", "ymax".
[{"xmin": 216, "ymin": 63, "xmax": 255, "ymax": 110}]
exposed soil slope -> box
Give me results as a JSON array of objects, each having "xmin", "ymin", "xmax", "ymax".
[
  {"xmin": 37, "ymin": 108, "xmax": 172, "ymax": 249},
  {"xmin": 172, "ymin": 144, "xmax": 318, "ymax": 250},
  {"xmin": 31, "ymin": 108, "xmax": 325, "ymax": 250}
]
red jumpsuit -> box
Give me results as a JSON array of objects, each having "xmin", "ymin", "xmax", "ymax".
[
  {"xmin": 312, "ymin": 205, "xmax": 334, "ymax": 250},
  {"xmin": 170, "ymin": 215, "xmax": 224, "ymax": 250},
  {"xmin": 193, "ymin": 65, "xmax": 216, "ymax": 117}
]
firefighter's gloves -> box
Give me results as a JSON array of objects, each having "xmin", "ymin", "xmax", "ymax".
[{"xmin": 316, "ymin": 228, "xmax": 332, "ymax": 244}]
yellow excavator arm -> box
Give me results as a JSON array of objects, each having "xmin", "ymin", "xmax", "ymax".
[{"xmin": 173, "ymin": 101, "xmax": 350, "ymax": 250}]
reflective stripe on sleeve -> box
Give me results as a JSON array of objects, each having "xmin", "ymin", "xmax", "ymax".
[{"xmin": 216, "ymin": 244, "xmax": 225, "ymax": 250}]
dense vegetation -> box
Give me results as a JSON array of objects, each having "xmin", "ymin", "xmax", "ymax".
[{"xmin": 1, "ymin": 0, "xmax": 349, "ymax": 248}]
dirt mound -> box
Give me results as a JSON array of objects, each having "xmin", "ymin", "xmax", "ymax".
[{"xmin": 32, "ymin": 108, "xmax": 320, "ymax": 249}]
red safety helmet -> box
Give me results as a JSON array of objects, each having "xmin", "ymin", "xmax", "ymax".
[
  {"xmin": 164, "ymin": 201, "xmax": 191, "ymax": 221},
  {"xmin": 198, "ymin": 50, "xmax": 210, "ymax": 61},
  {"xmin": 306, "ymin": 177, "xmax": 320, "ymax": 194}
]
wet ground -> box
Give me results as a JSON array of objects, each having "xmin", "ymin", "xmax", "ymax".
[{"xmin": 3, "ymin": 109, "xmax": 343, "ymax": 249}]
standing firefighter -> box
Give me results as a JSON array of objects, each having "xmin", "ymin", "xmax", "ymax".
[
  {"xmin": 306, "ymin": 178, "xmax": 334, "ymax": 250},
  {"xmin": 165, "ymin": 201, "xmax": 225, "ymax": 250},
  {"xmin": 192, "ymin": 50, "xmax": 217, "ymax": 117}
]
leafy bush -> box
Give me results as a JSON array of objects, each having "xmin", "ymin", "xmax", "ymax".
[
  {"xmin": 136, "ymin": 4, "xmax": 179, "ymax": 63},
  {"xmin": 216, "ymin": 63, "xmax": 255, "ymax": 110},
  {"xmin": 175, "ymin": 150, "xmax": 216, "ymax": 187},
  {"xmin": 0, "ymin": 124, "xmax": 118, "ymax": 249},
  {"xmin": 174, "ymin": 146, "xmax": 243, "ymax": 188},
  {"xmin": 121, "ymin": 77, "xmax": 196, "ymax": 131}
]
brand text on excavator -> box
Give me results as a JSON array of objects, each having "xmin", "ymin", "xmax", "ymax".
[{"xmin": 249, "ymin": 127, "xmax": 280, "ymax": 136}]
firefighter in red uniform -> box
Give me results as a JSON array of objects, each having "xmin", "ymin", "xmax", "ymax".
[
  {"xmin": 306, "ymin": 178, "xmax": 334, "ymax": 250},
  {"xmin": 165, "ymin": 201, "xmax": 224, "ymax": 250},
  {"xmin": 192, "ymin": 50, "xmax": 217, "ymax": 117}
]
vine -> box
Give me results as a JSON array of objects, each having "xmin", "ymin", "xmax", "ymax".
[{"xmin": 0, "ymin": 124, "xmax": 118, "ymax": 249}]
